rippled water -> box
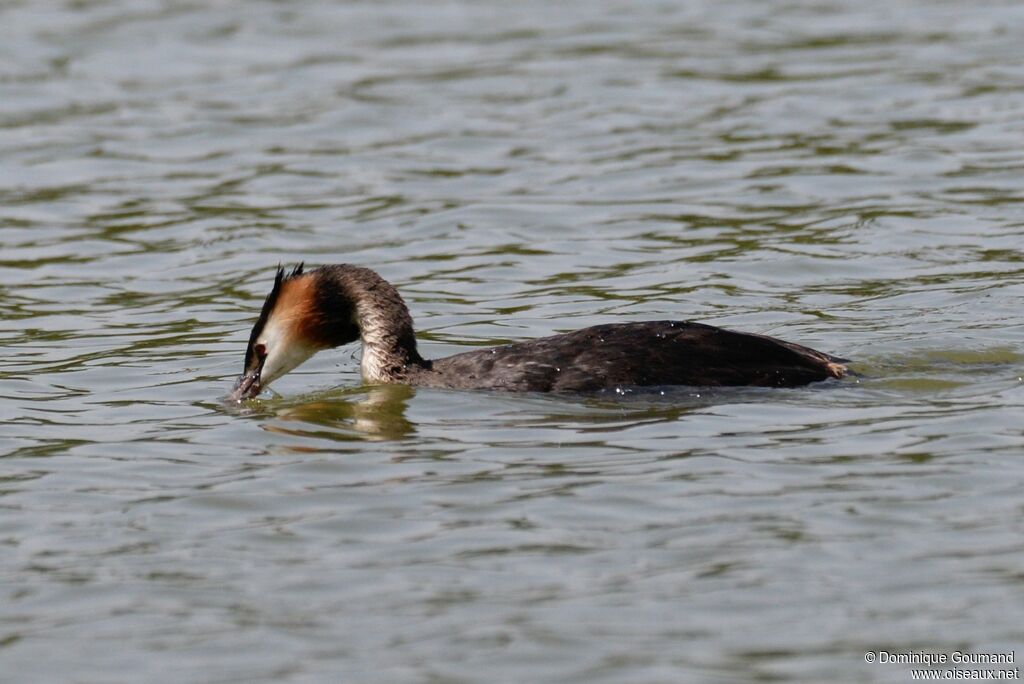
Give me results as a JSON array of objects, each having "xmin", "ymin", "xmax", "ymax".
[{"xmin": 2, "ymin": 1, "xmax": 1024, "ymax": 682}]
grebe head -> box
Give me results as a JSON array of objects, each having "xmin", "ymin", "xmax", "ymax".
[{"xmin": 229, "ymin": 264, "xmax": 360, "ymax": 401}]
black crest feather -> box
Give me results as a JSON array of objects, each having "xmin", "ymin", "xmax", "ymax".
[{"xmin": 242, "ymin": 264, "xmax": 306, "ymax": 371}]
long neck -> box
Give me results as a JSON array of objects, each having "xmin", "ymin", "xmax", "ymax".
[{"xmin": 341, "ymin": 267, "xmax": 427, "ymax": 383}]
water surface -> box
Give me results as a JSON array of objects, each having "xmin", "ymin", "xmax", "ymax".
[{"xmin": 2, "ymin": 1, "xmax": 1023, "ymax": 682}]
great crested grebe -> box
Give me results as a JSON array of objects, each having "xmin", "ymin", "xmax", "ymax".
[{"xmin": 228, "ymin": 264, "xmax": 848, "ymax": 400}]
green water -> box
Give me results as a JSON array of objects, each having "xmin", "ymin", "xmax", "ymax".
[{"xmin": 2, "ymin": 1, "xmax": 1023, "ymax": 682}]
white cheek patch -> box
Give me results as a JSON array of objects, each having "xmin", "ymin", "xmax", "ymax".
[{"xmin": 258, "ymin": 318, "xmax": 319, "ymax": 389}]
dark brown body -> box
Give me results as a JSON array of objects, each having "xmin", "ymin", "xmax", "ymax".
[{"xmin": 406, "ymin": 321, "xmax": 846, "ymax": 392}]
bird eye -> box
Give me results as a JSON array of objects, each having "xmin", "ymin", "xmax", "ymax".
[{"xmin": 254, "ymin": 343, "xmax": 267, "ymax": 359}]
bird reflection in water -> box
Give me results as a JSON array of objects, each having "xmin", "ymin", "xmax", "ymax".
[{"xmin": 261, "ymin": 384, "xmax": 416, "ymax": 442}]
